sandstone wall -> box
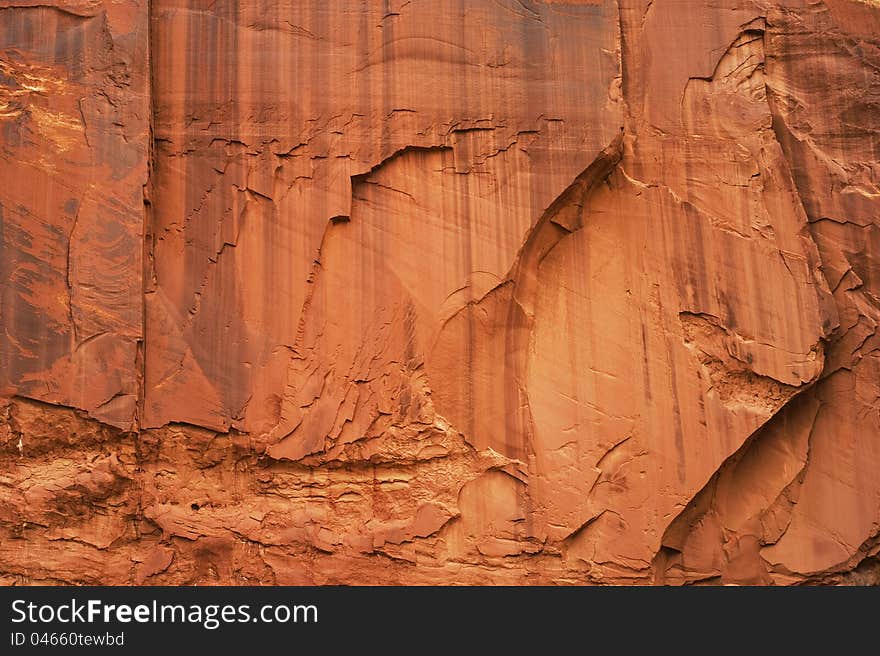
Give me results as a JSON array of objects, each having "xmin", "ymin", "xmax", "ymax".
[{"xmin": 1, "ymin": 0, "xmax": 878, "ymax": 584}]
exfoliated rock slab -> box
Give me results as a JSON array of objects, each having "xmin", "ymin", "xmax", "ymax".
[
  {"xmin": 0, "ymin": 0, "xmax": 150, "ymax": 428},
  {"xmin": 651, "ymin": 0, "xmax": 880, "ymax": 584},
  {"xmin": 143, "ymin": 0, "xmax": 623, "ymax": 432}
]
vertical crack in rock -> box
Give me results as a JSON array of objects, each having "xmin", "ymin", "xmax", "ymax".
[{"xmin": 140, "ymin": 0, "xmax": 157, "ymax": 433}]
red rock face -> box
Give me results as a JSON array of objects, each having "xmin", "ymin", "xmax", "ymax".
[
  {"xmin": 0, "ymin": 0, "xmax": 877, "ymax": 585},
  {"xmin": 0, "ymin": 2, "xmax": 148, "ymax": 429}
]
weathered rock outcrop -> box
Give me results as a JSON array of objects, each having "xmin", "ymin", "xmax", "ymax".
[{"xmin": 1, "ymin": 0, "xmax": 877, "ymax": 585}]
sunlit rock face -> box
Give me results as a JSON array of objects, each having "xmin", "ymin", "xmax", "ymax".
[{"xmin": 0, "ymin": 0, "xmax": 877, "ymax": 585}]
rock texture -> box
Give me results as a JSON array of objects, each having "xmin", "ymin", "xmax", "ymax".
[{"xmin": 0, "ymin": 0, "xmax": 878, "ymax": 585}]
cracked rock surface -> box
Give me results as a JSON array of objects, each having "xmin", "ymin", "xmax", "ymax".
[{"xmin": 0, "ymin": 0, "xmax": 878, "ymax": 585}]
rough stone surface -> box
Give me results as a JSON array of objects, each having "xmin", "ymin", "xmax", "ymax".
[{"xmin": 0, "ymin": 0, "xmax": 878, "ymax": 585}]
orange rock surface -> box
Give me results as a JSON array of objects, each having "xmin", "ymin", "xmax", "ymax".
[{"xmin": 0, "ymin": 0, "xmax": 878, "ymax": 585}]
